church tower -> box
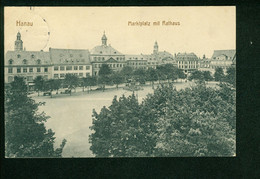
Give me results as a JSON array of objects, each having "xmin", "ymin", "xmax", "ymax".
[
  {"xmin": 15, "ymin": 32, "xmax": 23, "ymax": 51},
  {"xmin": 101, "ymin": 31, "xmax": 107, "ymax": 46},
  {"xmin": 153, "ymin": 41, "xmax": 158, "ymax": 54}
]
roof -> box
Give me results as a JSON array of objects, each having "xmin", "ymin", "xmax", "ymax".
[
  {"xmin": 175, "ymin": 52, "xmax": 198, "ymax": 61},
  {"xmin": 157, "ymin": 51, "xmax": 174, "ymax": 60},
  {"xmin": 5, "ymin": 50, "xmax": 51, "ymax": 66},
  {"xmin": 49, "ymin": 48, "xmax": 91, "ymax": 65},
  {"xmin": 211, "ymin": 50, "xmax": 236, "ymax": 59},
  {"xmin": 125, "ymin": 54, "xmax": 146, "ymax": 61},
  {"xmin": 90, "ymin": 44, "xmax": 123, "ymax": 56}
]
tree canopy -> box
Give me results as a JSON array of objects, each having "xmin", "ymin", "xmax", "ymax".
[{"xmin": 5, "ymin": 76, "xmax": 66, "ymax": 157}]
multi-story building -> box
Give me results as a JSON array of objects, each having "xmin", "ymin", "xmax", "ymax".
[
  {"xmin": 198, "ymin": 54, "xmax": 214, "ymax": 72},
  {"xmin": 5, "ymin": 32, "xmax": 92, "ymax": 84},
  {"xmin": 49, "ymin": 48, "xmax": 92, "ymax": 79},
  {"xmin": 125, "ymin": 55, "xmax": 148, "ymax": 70},
  {"xmin": 142, "ymin": 41, "xmax": 176, "ymax": 69},
  {"xmin": 5, "ymin": 32, "xmax": 52, "ymax": 84},
  {"xmin": 175, "ymin": 52, "xmax": 199, "ymax": 74},
  {"xmin": 210, "ymin": 50, "xmax": 236, "ymax": 70},
  {"xmin": 90, "ymin": 33, "xmax": 126, "ymax": 76}
]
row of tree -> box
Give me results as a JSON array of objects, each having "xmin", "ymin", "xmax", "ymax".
[
  {"xmin": 188, "ymin": 66, "xmax": 236, "ymax": 87},
  {"xmin": 33, "ymin": 64, "xmax": 187, "ymax": 96}
]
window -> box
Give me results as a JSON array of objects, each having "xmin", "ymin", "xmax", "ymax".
[
  {"xmin": 17, "ymin": 68, "xmax": 21, "ymax": 73},
  {"xmin": 23, "ymin": 68, "xmax": 27, "ymax": 73},
  {"xmin": 23, "ymin": 59, "xmax": 27, "ymax": 64},
  {"xmin": 86, "ymin": 72, "xmax": 90, "ymax": 77},
  {"xmin": 8, "ymin": 68, "xmax": 13, "ymax": 73},
  {"xmin": 79, "ymin": 66, "xmax": 83, "ymax": 70},
  {"xmin": 79, "ymin": 73, "xmax": 83, "ymax": 77},
  {"xmin": 102, "ymin": 57, "xmax": 105, "ymax": 61},
  {"xmin": 116, "ymin": 57, "xmax": 119, "ymax": 60},
  {"xmin": 66, "ymin": 66, "xmax": 72, "ymax": 71},
  {"xmin": 37, "ymin": 67, "xmax": 41, "ymax": 72},
  {"xmin": 60, "ymin": 66, "xmax": 65, "ymax": 71},
  {"xmin": 95, "ymin": 64, "xmax": 97, "ymax": 68},
  {"xmin": 54, "ymin": 74, "xmax": 59, "ymax": 78},
  {"xmin": 54, "ymin": 66, "xmax": 59, "ymax": 71},
  {"xmin": 117, "ymin": 64, "xmax": 119, "ymax": 67},
  {"xmin": 31, "ymin": 54, "xmax": 35, "ymax": 58},
  {"xmin": 94, "ymin": 57, "xmax": 97, "ymax": 61},
  {"xmin": 74, "ymin": 73, "xmax": 78, "ymax": 76},
  {"xmin": 86, "ymin": 66, "xmax": 90, "ymax": 70},
  {"xmin": 44, "ymin": 67, "xmax": 48, "ymax": 72},
  {"xmin": 17, "ymin": 54, "xmax": 21, "ymax": 58},
  {"xmin": 44, "ymin": 75, "xmax": 48, "ymax": 80},
  {"xmin": 120, "ymin": 64, "xmax": 122, "ymax": 67},
  {"xmin": 29, "ymin": 67, "xmax": 33, "ymax": 72},
  {"xmin": 74, "ymin": 66, "xmax": 78, "ymax": 70},
  {"xmin": 37, "ymin": 59, "xmax": 41, "ymax": 64},
  {"xmin": 98, "ymin": 57, "xmax": 101, "ymax": 61},
  {"xmin": 60, "ymin": 74, "xmax": 65, "ymax": 78},
  {"xmin": 9, "ymin": 59, "xmax": 13, "ymax": 65}
]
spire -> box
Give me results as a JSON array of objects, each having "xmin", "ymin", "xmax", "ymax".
[
  {"xmin": 102, "ymin": 31, "xmax": 107, "ymax": 46},
  {"xmin": 153, "ymin": 41, "xmax": 158, "ymax": 54},
  {"xmin": 15, "ymin": 32, "xmax": 23, "ymax": 51}
]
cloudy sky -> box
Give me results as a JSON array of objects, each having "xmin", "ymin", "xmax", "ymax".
[{"xmin": 5, "ymin": 6, "xmax": 235, "ymax": 58}]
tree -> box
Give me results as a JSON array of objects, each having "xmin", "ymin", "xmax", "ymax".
[
  {"xmin": 5, "ymin": 76, "xmax": 66, "ymax": 157},
  {"xmin": 120, "ymin": 66, "xmax": 133, "ymax": 81},
  {"xmin": 99, "ymin": 64, "xmax": 112, "ymax": 77},
  {"xmin": 146, "ymin": 67, "xmax": 158, "ymax": 88},
  {"xmin": 177, "ymin": 69, "xmax": 186, "ymax": 82},
  {"xmin": 202, "ymin": 71, "xmax": 213, "ymax": 82},
  {"xmin": 111, "ymin": 72, "xmax": 124, "ymax": 89},
  {"xmin": 89, "ymin": 82, "xmax": 236, "ymax": 157},
  {"xmin": 34, "ymin": 76, "xmax": 44, "ymax": 96},
  {"xmin": 90, "ymin": 94, "xmax": 149, "ymax": 157},
  {"xmin": 225, "ymin": 67, "xmax": 236, "ymax": 87},
  {"xmin": 83, "ymin": 76, "xmax": 97, "ymax": 93},
  {"xmin": 44, "ymin": 79, "xmax": 61, "ymax": 97},
  {"xmin": 64, "ymin": 74, "xmax": 79, "ymax": 95},
  {"xmin": 188, "ymin": 70, "xmax": 204, "ymax": 82},
  {"xmin": 98, "ymin": 64, "xmax": 113, "ymax": 91},
  {"xmin": 214, "ymin": 67, "xmax": 225, "ymax": 82},
  {"xmin": 133, "ymin": 68, "xmax": 147, "ymax": 85}
]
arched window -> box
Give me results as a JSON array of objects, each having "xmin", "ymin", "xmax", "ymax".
[
  {"xmin": 31, "ymin": 54, "xmax": 35, "ymax": 58},
  {"xmin": 23, "ymin": 59, "xmax": 27, "ymax": 64},
  {"xmin": 17, "ymin": 54, "xmax": 21, "ymax": 58},
  {"xmin": 37, "ymin": 59, "xmax": 41, "ymax": 64},
  {"xmin": 9, "ymin": 59, "xmax": 13, "ymax": 65}
]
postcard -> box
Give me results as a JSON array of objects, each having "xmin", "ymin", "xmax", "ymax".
[{"xmin": 4, "ymin": 6, "xmax": 236, "ymax": 158}]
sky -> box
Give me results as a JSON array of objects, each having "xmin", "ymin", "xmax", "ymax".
[{"xmin": 5, "ymin": 6, "xmax": 236, "ymax": 58}]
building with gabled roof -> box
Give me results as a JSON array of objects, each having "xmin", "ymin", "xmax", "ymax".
[
  {"xmin": 90, "ymin": 32, "xmax": 126, "ymax": 76},
  {"xmin": 175, "ymin": 52, "xmax": 199, "ymax": 73},
  {"xmin": 210, "ymin": 49, "xmax": 236, "ymax": 70}
]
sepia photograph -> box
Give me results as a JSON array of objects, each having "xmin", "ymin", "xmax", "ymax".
[{"xmin": 4, "ymin": 6, "xmax": 236, "ymax": 158}]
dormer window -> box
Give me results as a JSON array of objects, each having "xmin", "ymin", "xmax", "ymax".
[
  {"xmin": 114, "ymin": 52, "xmax": 116, "ymax": 54},
  {"xmin": 100, "ymin": 51, "xmax": 102, "ymax": 54},
  {"xmin": 17, "ymin": 54, "xmax": 21, "ymax": 58},
  {"xmin": 23, "ymin": 59, "xmax": 27, "ymax": 64},
  {"xmin": 37, "ymin": 59, "xmax": 41, "ymax": 64},
  {"xmin": 9, "ymin": 59, "xmax": 13, "ymax": 65},
  {"xmin": 31, "ymin": 54, "xmax": 35, "ymax": 58}
]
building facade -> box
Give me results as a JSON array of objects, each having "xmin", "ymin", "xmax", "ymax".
[
  {"xmin": 90, "ymin": 32, "xmax": 126, "ymax": 76},
  {"xmin": 5, "ymin": 32, "xmax": 92, "ymax": 84},
  {"xmin": 210, "ymin": 50, "xmax": 236, "ymax": 70},
  {"xmin": 175, "ymin": 52, "xmax": 199, "ymax": 73},
  {"xmin": 50, "ymin": 48, "xmax": 92, "ymax": 79}
]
